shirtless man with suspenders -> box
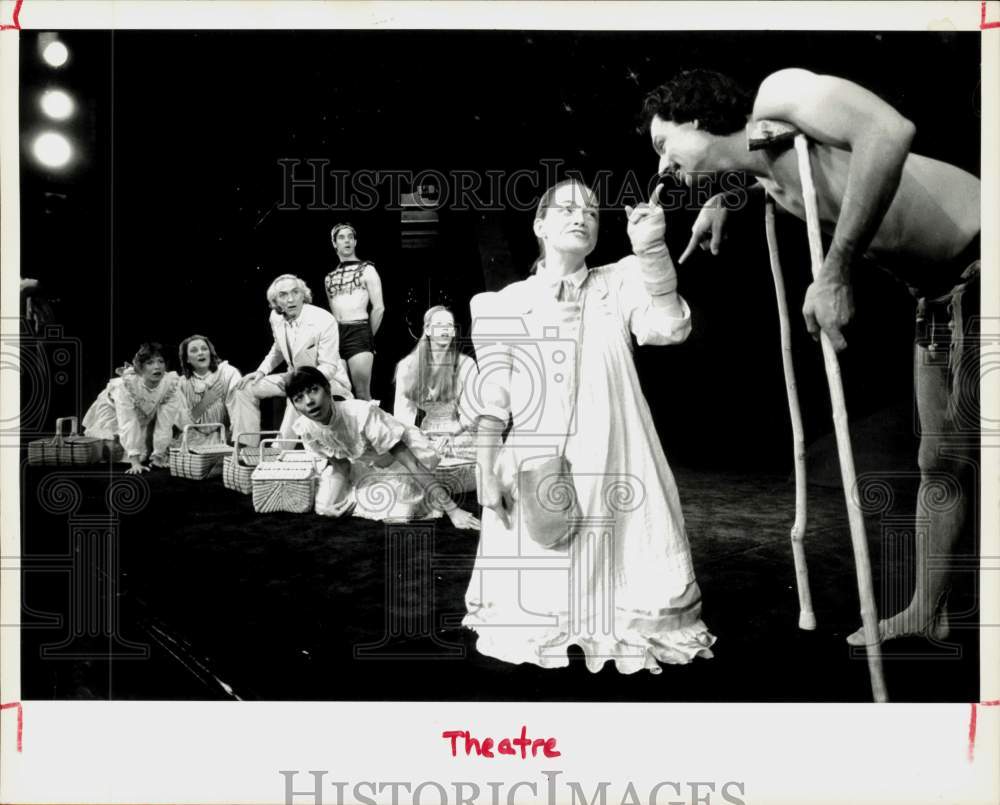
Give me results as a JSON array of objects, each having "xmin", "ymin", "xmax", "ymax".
[
  {"xmin": 642, "ymin": 68, "xmax": 981, "ymax": 646},
  {"xmin": 325, "ymin": 223, "xmax": 386, "ymax": 401}
]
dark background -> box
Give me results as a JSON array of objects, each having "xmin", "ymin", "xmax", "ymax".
[{"xmin": 20, "ymin": 30, "xmax": 981, "ymax": 471}]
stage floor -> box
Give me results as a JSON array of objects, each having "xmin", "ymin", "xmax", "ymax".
[{"xmin": 20, "ymin": 462, "xmax": 979, "ymax": 702}]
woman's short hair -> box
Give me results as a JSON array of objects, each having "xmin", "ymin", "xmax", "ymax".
[
  {"xmin": 132, "ymin": 342, "xmax": 167, "ymax": 372},
  {"xmin": 285, "ymin": 366, "xmax": 330, "ymax": 400},
  {"xmin": 265, "ymin": 274, "xmax": 312, "ymax": 312},
  {"xmin": 177, "ymin": 334, "xmax": 220, "ymax": 378}
]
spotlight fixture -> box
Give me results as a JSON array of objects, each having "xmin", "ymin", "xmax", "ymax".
[
  {"xmin": 40, "ymin": 89, "xmax": 75, "ymax": 120},
  {"xmin": 32, "ymin": 131, "xmax": 73, "ymax": 169},
  {"xmin": 42, "ymin": 40, "xmax": 69, "ymax": 68}
]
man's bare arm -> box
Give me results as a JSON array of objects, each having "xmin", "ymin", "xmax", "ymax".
[
  {"xmin": 754, "ymin": 67, "xmax": 916, "ymax": 276},
  {"xmin": 365, "ymin": 265, "xmax": 386, "ymax": 336}
]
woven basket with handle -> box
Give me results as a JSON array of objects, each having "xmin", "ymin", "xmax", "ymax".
[
  {"xmin": 27, "ymin": 416, "xmax": 104, "ymax": 465},
  {"xmin": 250, "ymin": 439, "xmax": 317, "ymax": 513},
  {"xmin": 222, "ymin": 430, "xmax": 282, "ymax": 494},
  {"xmin": 169, "ymin": 423, "xmax": 232, "ymax": 480}
]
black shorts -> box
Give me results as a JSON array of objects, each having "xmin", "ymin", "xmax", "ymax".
[{"xmin": 339, "ymin": 320, "xmax": 374, "ymax": 360}]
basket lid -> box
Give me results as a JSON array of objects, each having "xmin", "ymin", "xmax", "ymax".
[
  {"xmin": 62, "ymin": 435, "xmax": 103, "ymax": 445},
  {"xmin": 278, "ymin": 450, "xmax": 315, "ymax": 464},
  {"xmin": 189, "ymin": 444, "xmax": 233, "ymax": 456},
  {"xmin": 251, "ymin": 462, "xmax": 314, "ymax": 481},
  {"xmin": 437, "ymin": 456, "xmax": 474, "ymax": 468}
]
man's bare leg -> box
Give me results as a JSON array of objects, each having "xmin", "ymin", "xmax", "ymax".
[
  {"xmin": 847, "ymin": 342, "xmax": 973, "ymax": 645},
  {"xmin": 348, "ymin": 351, "xmax": 374, "ymax": 401}
]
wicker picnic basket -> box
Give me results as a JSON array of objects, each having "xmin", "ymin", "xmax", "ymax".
[
  {"xmin": 169, "ymin": 423, "xmax": 232, "ymax": 480},
  {"xmin": 433, "ymin": 456, "xmax": 477, "ymax": 495},
  {"xmin": 27, "ymin": 417, "xmax": 104, "ymax": 465},
  {"xmin": 250, "ymin": 439, "xmax": 317, "ymax": 513},
  {"xmin": 222, "ymin": 430, "xmax": 282, "ymax": 494}
]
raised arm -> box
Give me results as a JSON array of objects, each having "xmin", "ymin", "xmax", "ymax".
[
  {"xmin": 679, "ymin": 182, "xmax": 766, "ymax": 264},
  {"xmin": 365, "ymin": 264, "xmax": 386, "ymax": 336},
  {"xmin": 623, "ymin": 194, "xmax": 691, "ymax": 344},
  {"xmin": 755, "ymin": 68, "xmax": 915, "ymax": 271}
]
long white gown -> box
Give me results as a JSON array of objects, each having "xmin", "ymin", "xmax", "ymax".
[{"xmin": 463, "ymin": 256, "xmax": 716, "ymax": 674}]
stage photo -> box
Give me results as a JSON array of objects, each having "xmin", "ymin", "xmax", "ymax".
[{"xmin": 14, "ymin": 27, "xmax": 983, "ymax": 705}]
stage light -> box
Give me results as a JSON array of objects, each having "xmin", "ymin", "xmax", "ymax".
[
  {"xmin": 40, "ymin": 89, "xmax": 75, "ymax": 120},
  {"xmin": 32, "ymin": 132, "xmax": 73, "ymax": 169},
  {"xmin": 42, "ymin": 40, "xmax": 69, "ymax": 67}
]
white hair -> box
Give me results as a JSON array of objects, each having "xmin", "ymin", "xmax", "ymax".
[{"xmin": 266, "ymin": 274, "xmax": 312, "ymax": 313}]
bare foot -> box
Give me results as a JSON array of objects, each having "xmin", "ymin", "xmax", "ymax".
[{"xmin": 846, "ymin": 606, "xmax": 950, "ymax": 646}]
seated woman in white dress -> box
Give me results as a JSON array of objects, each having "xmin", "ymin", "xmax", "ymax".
[
  {"xmin": 287, "ymin": 366, "xmax": 479, "ymax": 529},
  {"xmin": 174, "ymin": 334, "xmax": 256, "ymax": 447},
  {"xmin": 82, "ymin": 342, "xmax": 185, "ymax": 475},
  {"xmin": 393, "ymin": 305, "xmax": 478, "ymax": 460},
  {"xmin": 464, "ymin": 178, "xmax": 716, "ymax": 674}
]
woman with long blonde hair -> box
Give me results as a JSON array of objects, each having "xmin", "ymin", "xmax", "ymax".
[{"xmin": 393, "ymin": 305, "xmax": 477, "ymax": 458}]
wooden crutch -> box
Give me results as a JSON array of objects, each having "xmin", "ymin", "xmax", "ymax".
[
  {"xmin": 763, "ymin": 196, "xmax": 816, "ymax": 631},
  {"xmin": 795, "ymin": 133, "xmax": 888, "ymax": 703},
  {"xmin": 749, "ymin": 120, "xmax": 888, "ymax": 702}
]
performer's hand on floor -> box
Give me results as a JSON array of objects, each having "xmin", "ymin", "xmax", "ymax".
[
  {"xmin": 447, "ymin": 507, "xmax": 481, "ymax": 531},
  {"xmin": 679, "ymin": 194, "xmax": 729, "ymax": 263},
  {"xmin": 125, "ymin": 459, "xmax": 149, "ymax": 475},
  {"xmin": 802, "ymin": 274, "xmax": 853, "ymax": 352}
]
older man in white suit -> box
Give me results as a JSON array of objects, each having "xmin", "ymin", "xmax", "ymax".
[{"xmin": 235, "ymin": 274, "xmax": 353, "ymax": 438}]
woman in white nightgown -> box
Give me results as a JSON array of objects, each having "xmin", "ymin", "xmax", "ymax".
[
  {"xmin": 174, "ymin": 334, "xmax": 254, "ymax": 447},
  {"xmin": 82, "ymin": 342, "xmax": 185, "ymax": 475},
  {"xmin": 463, "ymin": 179, "xmax": 715, "ymax": 674},
  {"xmin": 393, "ymin": 305, "xmax": 478, "ymax": 460}
]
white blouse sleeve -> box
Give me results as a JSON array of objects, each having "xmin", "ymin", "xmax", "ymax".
[
  {"xmin": 361, "ymin": 406, "xmax": 407, "ymax": 456},
  {"xmin": 220, "ymin": 362, "xmax": 244, "ymax": 403},
  {"xmin": 468, "ymin": 291, "xmax": 514, "ymax": 424},
  {"xmin": 613, "ymin": 255, "xmax": 692, "ymax": 346},
  {"xmin": 113, "ymin": 379, "xmax": 147, "ymax": 458}
]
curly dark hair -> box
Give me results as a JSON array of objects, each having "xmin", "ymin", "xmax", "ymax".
[
  {"xmin": 132, "ymin": 342, "xmax": 167, "ymax": 372},
  {"xmin": 641, "ymin": 69, "xmax": 752, "ymax": 136}
]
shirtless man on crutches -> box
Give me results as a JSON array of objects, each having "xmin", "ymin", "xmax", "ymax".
[{"xmin": 641, "ymin": 68, "xmax": 981, "ymax": 646}]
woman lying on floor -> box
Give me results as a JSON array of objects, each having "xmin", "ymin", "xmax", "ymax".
[
  {"xmin": 82, "ymin": 342, "xmax": 185, "ymax": 475},
  {"xmin": 288, "ymin": 366, "xmax": 480, "ymax": 530}
]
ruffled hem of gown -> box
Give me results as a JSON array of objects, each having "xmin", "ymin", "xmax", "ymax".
[{"xmin": 462, "ymin": 608, "xmax": 716, "ymax": 675}]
